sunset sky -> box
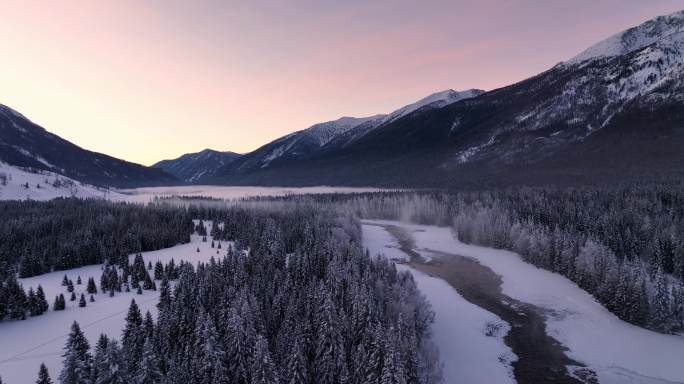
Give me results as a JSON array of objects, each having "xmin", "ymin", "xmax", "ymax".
[{"xmin": 2, "ymin": 0, "xmax": 682, "ymax": 165}]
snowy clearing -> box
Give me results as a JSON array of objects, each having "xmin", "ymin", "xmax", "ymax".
[
  {"xmin": 366, "ymin": 220, "xmax": 684, "ymax": 384},
  {"xmin": 362, "ymin": 223, "xmax": 516, "ymax": 384},
  {"xmin": 0, "ymin": 162, "xmax": 122, "ymax": 201},
  {"xmin": 0, "ymin": 227, "xmax": 227, "ymax": 383}
]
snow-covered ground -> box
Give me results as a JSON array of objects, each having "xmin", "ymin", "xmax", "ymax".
[
  {"xmin": 0, "ymin": 225, "xmax": 227, "ymax": 383},
  {"xmin": 361, "ymin": 223, "xmax": 516, "ymax": 384},
  {"xmin": 0, "ymin": 162, "xmax": 122, "ymax": 201},
  {"xmin": 366, "ymin": 220, "xmax": 684, "ymax": 384},
  {"xmin": 116, "ymin": 185, "xmax": 389, "ymax": 203}
]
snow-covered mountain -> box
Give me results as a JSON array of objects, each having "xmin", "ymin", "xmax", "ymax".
[
  {"xmin": 0, "ymin": 162, "xmax": 123, "ymax": 200},
  {"xmin": 153, "ymin": 149, "xmax": 241, "ymax": 183},
  {"xmin": 380, "ymin": 89, "xmax": 485, "ymax": 125},
  {"xmin": 0, "ymin": 105, "xmax": 178, "ymax": 187},
  {"xmin": 205, "ymin": 88, "xmax": 484, "ymax": 182},
  {"xmin": 206, "ymin": 10, "xmax": 684, "ymax": 187},
  {"xmin": 567, "ymin": 10, "xmax": 684, "ymax": 64}
]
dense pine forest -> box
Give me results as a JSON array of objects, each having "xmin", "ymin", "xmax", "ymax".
[
  {"xmin": 1, "ymin": 201, "xmax": 440, "ymax": 384},
  {"xmin": 256, "ymin": 185, "xmax": 684, "ymax": 333},
  {"xmin": 0, "ymin": 199, "xmax": 194, "ymax": 322},
  {"xmin": 0, "ymin": 199, "xmax": 194, "ymax": 279}
]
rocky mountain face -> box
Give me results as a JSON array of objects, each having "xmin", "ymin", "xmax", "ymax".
[
  {"xmin": 203, "ymin": 10, "xmax": 684, "ymax": 187},
  {"xmin": 153, "ymin": 149, "xmax": 240, "ymax": 183},
  {"xmin": 0, "ymin": 105, "xmax": 178, "ymax": 188}
]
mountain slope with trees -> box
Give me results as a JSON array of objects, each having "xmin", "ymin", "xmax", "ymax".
[{"xmin": 0, "ymin": 105, "xmax": 178, "ymax": 188}]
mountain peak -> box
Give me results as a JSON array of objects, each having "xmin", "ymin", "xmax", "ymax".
[
  {"xmin": 567, "ymin": 9, "xmax": 684, "ymax": 64},
  {"xmin": 381, "ymin": 88, "xmax": 485, "ymax": 124}
]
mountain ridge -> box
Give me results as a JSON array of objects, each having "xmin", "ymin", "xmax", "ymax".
[{"xmin": 0, "ymin": 105, "xmax": 179, "ymax": 188}]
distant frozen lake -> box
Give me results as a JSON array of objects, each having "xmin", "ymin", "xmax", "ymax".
[{"xmin": 115, "ymin": 185, "xmax": 391, "ymax": 203}]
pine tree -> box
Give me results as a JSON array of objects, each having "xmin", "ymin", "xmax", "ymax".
[
  {"xmin": 381, "ymin": 328, "xmax": 406, "ymax": 384},
  {"xmin": 93, "ymin": 338, "xmax": 125, "ymax": 384},
  {"xmin": 62, "ymin": 275, "xmax": 69, "ymax": 286},
  {"xmin": 147, "ymin": 261, "xmax": 152, "ymax": 271},
  {"xmin": 90, "ymin": 295, "xmax": 95, "ymax": 303},
  {"xmin": 77, "ymin": 276, "xmax": 82, "ymax": 285},
  {"xmin": 251, "ymin": 334, "xmax": 279, "ymax": 384},
  {"xmin": 651, "ymin": 269, "xmax": 674, "ymax": 333},
  {"xmin": 5, "ymin": 276, "xmax": 27, "ymax": 320},
  {"xmin": 193, "ymin": 309, "xmax": 227, "ymax": 384},
  {"xmin": 142, "ymin": 311, "xmax": 155, "ymax": 340},
  {"xmin": 54, "ymin": 294, "xmax": 66, "ymax": 311},
  {"xmin": 87, "ymin": 278, "xmax": 97, "ymax": 294},
  {"xmin": 135, "ymin": 339, "xmax": 161, "ymax": 384},
  {"xmin": 314, "ymin": 295, "xmax": 346, "ymax": 384},
  {"xmin": 142, "ymin": 271, "xmax": 154, "ymax": 290},
  {"xmin": 79, "ymin": 293, "xmax": 87, "ymax": 308},
  {"xmin": 36, "ymin": 362, "xmax": 52, "ymax": 384},
  {"xmin": 36, "ymin": 285, "xmax": 49, "ymax": 314},
  {"xmin": 153, "ymin": 261, "xmax": 164, "ymax": 280},
  {"xmin": 283, "ymin": 337, "xmax": 307, "ymax": 384},
  {"xmin": 27, "ymin": 287, "xmax": 39, "ymax": 316},
  {"xmin": 225, "ymin": 303, "xmax": 255, "ymax": 383},
  {"xmin": 59, "ymin": 322, "xmax": 91, "ymax": 384},
  {"xmin": 122, "ymin": 300, "xmax": 144, "ymax": 376},
  {"xmin": 67, "ymin": 280, "xmax": 74, "ymax": 293},
  {"xmin": 71, "ymin": 292, "xmax": 77, "ymax": 302}
]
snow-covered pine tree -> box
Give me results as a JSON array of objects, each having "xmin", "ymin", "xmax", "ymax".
[
  {"xmin": 134, "ymin": 339, "xmax": 162, "ymax": 384},
  {"xmin": 93, "ymin": 338, "xmax": 125, "ymax": 384},
  {"xmin": 652, "ymin": 269, "xmax": 674, "ymax": 333},
  {"xmin": 36, "ymin": 285, "xmax": 48, "ymax": 314},
  {"xmin": 283, "ymin": 336, "xmax": 307, "ymax": 384},
  {"xmin": 59, "ymin": 322, "xmax": 92, "ymax": 384},
  {"xmin": 314, "ymin": 293, "xmax": 346, "ymax": 384},
  {"xmin": 251, "ymin": 334, "xmax": 279, "ymax": 384},
  {"xmin": 193, "ymin": 309, "xmax": 227, "ymax": 384},
  {"xmin": 87, "ymin": 278, "xmax": 97, "ymax": 294},
  {"xmin": 36, "ymin": 362, "xmax": 52, "ymax": 384},
  {"xmin": 122, "ymin": 299, "xmax": 144, "ymax": 377}
]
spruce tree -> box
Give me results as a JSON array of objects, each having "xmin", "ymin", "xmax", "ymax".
[
  {"xmin": 251, "ymin": 334, "xmax": 279, "ymax": 384},
  {"xmin": 59, "ymin": 322, "xmax": 91, "ymax": 384},
  {"xmin": 27, "ymin": 287, "xmax": 39, "ymax": 316},
  {"xmin": 36, "ymin": 285, "xmax": 49, "ymax": 314},
  {"xmin": 135, "ymin": 339, "xmax": 162, "ymax": 384},
  {"xmin": 153, "ymin": 261, "xmax": 164, "ymax": 280},
  {"xmin": 79, "ymin": 294, "xmax": 87, "ymax": 308},
  {"xmin": 122, "ymin": 300, "xmax": 144, "ymax": 376},
  {"xmin": 36, "ymin": 362, "xmax": 52, "ymax": 384},
  {"xmin": 87, "ymin": 278, "xmax": 97, "ymax": 294},
  {"xmin": 94, "ymin": 339, "xmax": 125, "ymax": 384},
  {"xmin": 71, "ymin": 292, "xmax": 77, "ymax": 302}
]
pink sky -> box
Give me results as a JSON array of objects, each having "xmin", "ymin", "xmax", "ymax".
[{"xmin": 1, "ymin": 0, "xmax": 682, "ymax": 165}]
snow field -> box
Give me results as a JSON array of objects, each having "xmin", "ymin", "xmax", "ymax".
[
  {"xmin": 0, "ymin": 162, "xmax": 122, "ymax": 201},
  {"xmin": 0, "ymin": 226, "xmax": 229, "ymax": 383}
]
